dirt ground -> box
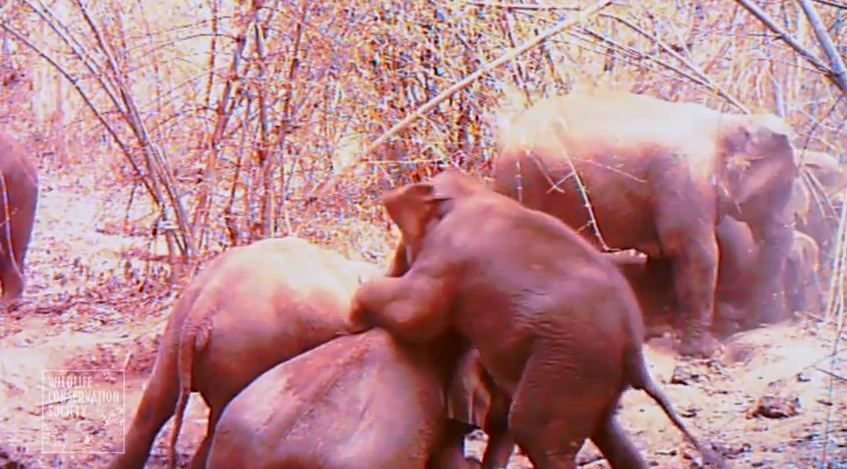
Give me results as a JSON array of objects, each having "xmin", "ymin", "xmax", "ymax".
[{"xmin": 1, "ymin": 170, "xmax": 846, "ymax": 468}]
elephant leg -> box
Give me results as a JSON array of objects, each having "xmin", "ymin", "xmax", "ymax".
[
  {"xmin": 481, "ymin": 429, "xmax": 514, "ymax": 469},
  {"xmin": 590, "ymin": 413, "xmax": 648, "ymax": 469},
  {"xmin": 429, "ymin": 421, "xmax": 479, "ymax": 469},
  {"xmin": 188, "ymin": 404, "xmax": 221, "ymax": 469},
  {"xmin": 350, "ymin": 274, "xmax": 452, "ymax": 344},
  {"xmin": 659, "ymin": 233, "xmax": 719, "ymax": 357},
  {"xmin": 481, "ymin": 390, "xmax": 514, "ymax": 469},
  {"xmin": 748, "ymin": 213, "xmax": 794, "ymax": 324},
  {"xmin": 0, "ymin": 175, "xmax": 36, "ymax": 304},
  {"xmin": 507, "ymin": 350, "xmax": 607, "ymax": 469},
  {"xmin": 108, "ymin": 353, "xmax": 179, "ymax": 469}
]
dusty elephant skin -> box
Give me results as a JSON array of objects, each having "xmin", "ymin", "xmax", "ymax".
[
  {"xmin": 205, "ymin": 328, "xmax": 473, "ymax": 469},
  {"xmin": 0, "ymin": 131, "xmax": 39, "ymax": 306},
  {"xmin": 492, "ymin": 89, "xmax": 797, "ymax": 358},
  {"xmin": 613, "ymin": 219, "xmax": 822, "ymax": 338},
  {"xmin": 108, "ymin": 236, "xmax": 382, "ymax": 469},
  {"xmin": 350, "ymin": 171, "xmax": 722, "ymax": 469},
  {"xmin": 712, "ymin": 218, "xmax": 823, "ymax": 332}
]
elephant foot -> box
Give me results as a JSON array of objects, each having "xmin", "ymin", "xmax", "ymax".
[{"xmin": 676, "ymin": 332, "xmax": 721, "ymax": 359}]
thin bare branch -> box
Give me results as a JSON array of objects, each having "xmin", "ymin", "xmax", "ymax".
[
  {"xmin": 301, "ymin": 0, "xmax": 614, "ymax": 215},
  {"xmin": 796, "ymin": 0, "xmax": 847, "ymax": 94}
]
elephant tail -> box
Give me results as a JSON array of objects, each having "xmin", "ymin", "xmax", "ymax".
[
  {"xmin": 625, "ymin": 345, "xmax": 723, "ymax": 466},
  {"xmin": 168, "ymin": 309, "xmax": 213, "ymax": 469}
]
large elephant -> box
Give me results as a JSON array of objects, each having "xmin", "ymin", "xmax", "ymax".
[
  {"xmin": 109, "ymin": 237, "xmax": 382, "ymax": 469},
  {"xmin": 350, "ymin": 171, "xmax": 720, "ymax": 468},
  {"xmin": 493, "ymin": 89, "xmax": 798, "ymax": 357},
  {"xmin": 0, "ymin": 131, "xmax": 38, "ymax": 306},
  {"xmin": 206, "ymin": 328, "xmax": 477, "ymax": 469}
]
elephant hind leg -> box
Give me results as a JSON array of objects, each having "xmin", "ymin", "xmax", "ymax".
[
  {"xmin": 506, "ymin": 349, "xmax": 612, "ymax": 469},
  {"xmin": 188, "ymin": 403, "xmax": 222, "ymax": 469},
  {"xmin": 107, "ymin": 350, "xmax": 180, "ymax": 469},
  {"xmin": 590, "ymin": 413, "xmax": 647, "ymax": 469}
]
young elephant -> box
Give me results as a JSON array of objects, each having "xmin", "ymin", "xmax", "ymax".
[
  {"xmin": 109, "ymin": 237, "xmax": 382, "ymax": 469},
  {"xmin": 784, "ymin": 230, "xmax": 823, "ymax": 317},
  {"xmin": 205, "ymin": 328, "xmax": 474, "ymax": 469},
  {"xmin": 616, "ymin": 219, "xmax": 823, "ymax": 337},
  {"xmin": 0, "ymin": 131, "xmax": 39, "ymax": 305},
  {"xmin": 493, "ymin": 89, "xmax": 798, "ymax": 357},
  {"xmin": 351, "ymin": 171, "xmax": 721, "ymax": 469},
  {"xmin": 790, "ymin": 150, "xmax": 845, "ymax": 262}
]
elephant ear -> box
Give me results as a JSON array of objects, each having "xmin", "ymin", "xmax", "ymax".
[
  {"xmin": 382, "ymin": 182, "xmax": 439, "ymax": 244},
  {"xmin": 723, "ymin": 113, "xmax": 796, "ymax": 206}
]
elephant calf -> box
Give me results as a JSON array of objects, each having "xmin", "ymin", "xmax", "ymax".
[
  {"xmin": 351, "ymin": 171, "xmax": 721, "ymax": 468},
  {"xmin": 0, "ymin": 131, "xmax": 38, "ymax": 305},
  {"xmin": 206, "ymin": 328, "xmax": 475, "ymax": 469},
  {"xmin": 613, "ymin": 218, "xmax": 823, "ymax": 337},
  {"xmin": 109, "ymin": 236, "xmax": 382, "ymax": 469}
]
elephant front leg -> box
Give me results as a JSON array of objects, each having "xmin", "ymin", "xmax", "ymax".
[
  {"xmin": 663, "ymin": 235, "xmax": 720, "ymax": 358},
  {"xmin": 750, "ymin": 219, "xmax": 793, "ymax": 324},
  {"xmin": 349, "ymin": 274, "xmax": 452, "ymax": 344}
]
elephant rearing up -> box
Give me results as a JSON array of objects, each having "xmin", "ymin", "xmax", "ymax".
[{"xmin": 493, "ymin": 89, "xmax": 797, "ymax": 358}]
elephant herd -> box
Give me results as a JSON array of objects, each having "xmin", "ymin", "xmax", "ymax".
[{"xmin": 0, "ymin": 88, "xmax": 844, "ymax": 468}]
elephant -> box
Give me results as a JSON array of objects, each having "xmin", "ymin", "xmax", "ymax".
[
  {"xmin": 0, "ymin": 131, "xmax": 38, "ymax": 306},
  {"xmin": 108, "ymin": 237, "xmax": 382, "ymax": 469},
  {"xmin": 711, "ymin": 218, "xmax": 822, "ymax": 332},
  {"xmin": 784, "ymin": 230, "xmax": 823, "ymax": 317},
  {"xmin": 492, "ymin": 89, "xmax": 798, "ymax": 357},
  {"xmin": 790, "ymin": 150, "xmax": 845, "ymax": 266},
  {"xmin": 613, "ymin": 218, "xmax": 823, "ymax": 338},
  {"xmin": 350, "ymin": 171, "xmax": 721, "ymax": 468},
  {"xmin": 205, "ymin": 328, "xmax": 477, "ymax": 469}
]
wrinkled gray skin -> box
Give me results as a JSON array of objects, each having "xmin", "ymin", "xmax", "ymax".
[{"xmin": 0, "ymin": 131, "xmax": 38, "ymax": 306}]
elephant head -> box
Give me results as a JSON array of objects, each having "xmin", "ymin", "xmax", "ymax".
[
  {"xmin": 382, "ymin": 170, "xmax": 487, "ymax": 266},
  {"xmin": 717, "ymin": 112, "xmax": 797, "ymax": 218}
]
